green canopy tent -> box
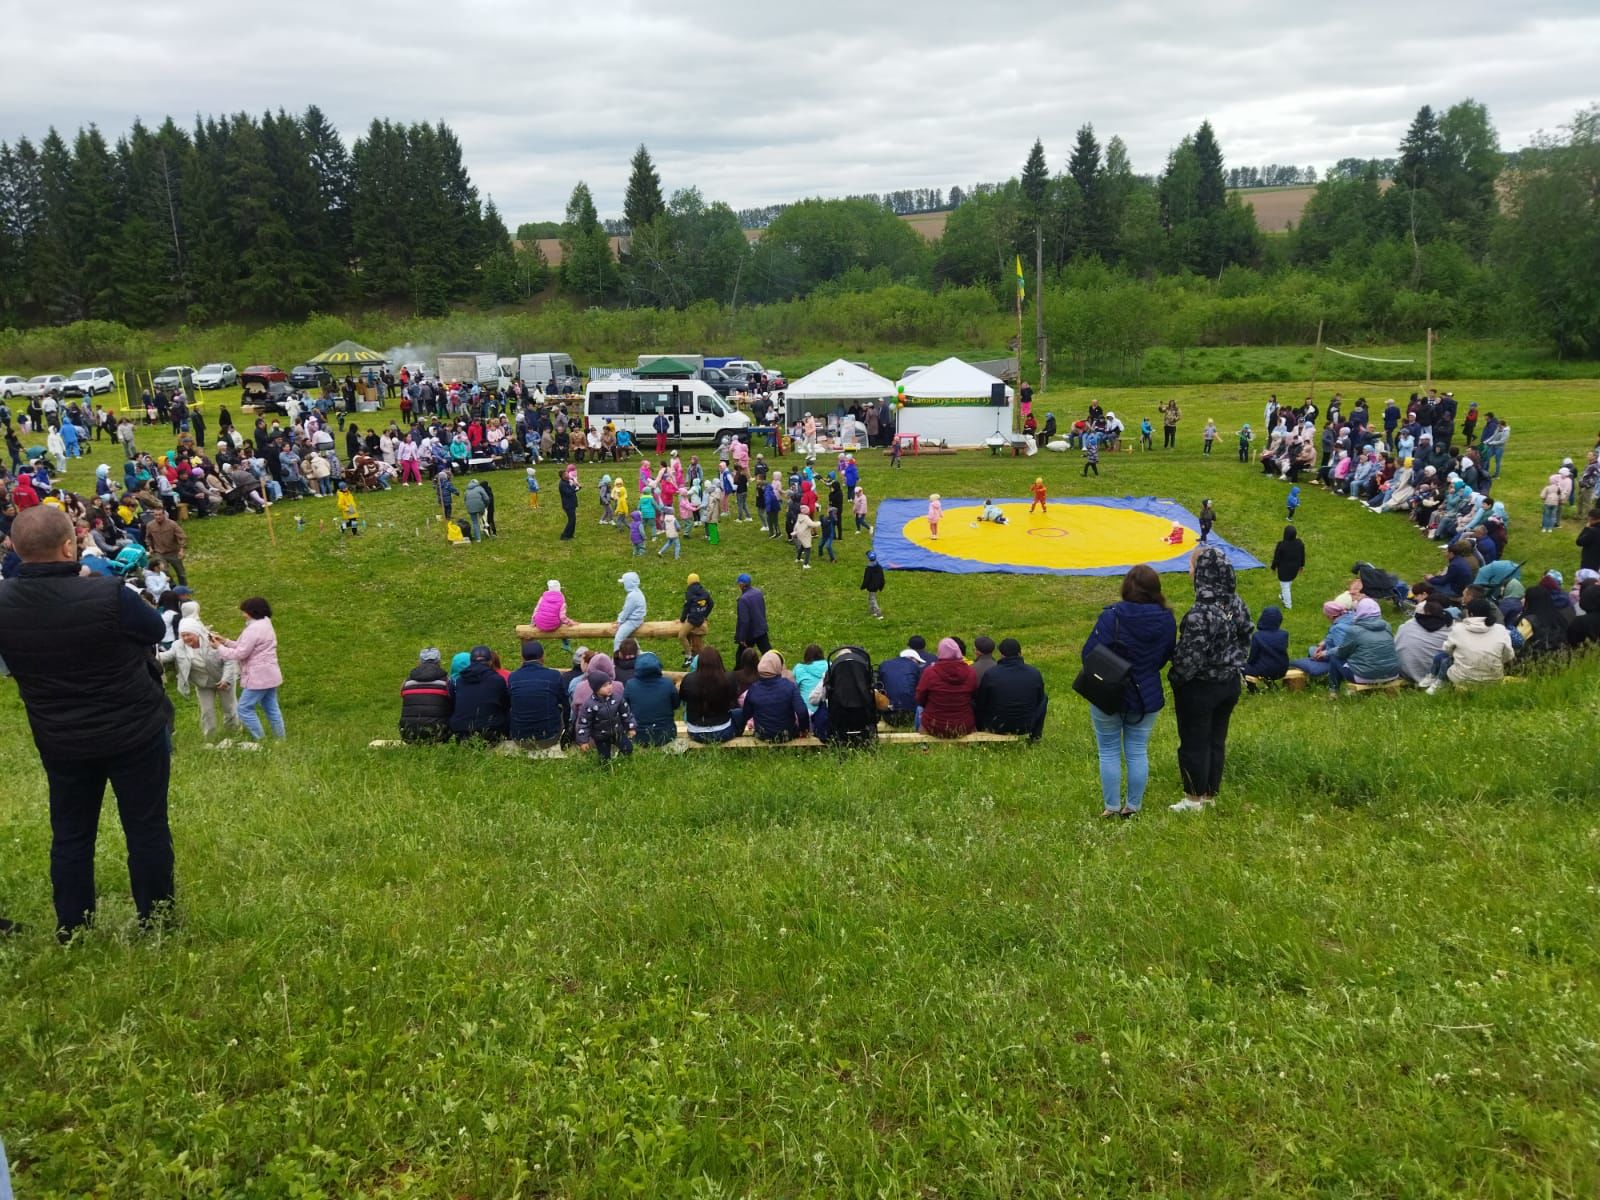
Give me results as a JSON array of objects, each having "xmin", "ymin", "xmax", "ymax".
[
  {"xmin": 309, "ymin": 340, "xmax": 388, "ymax": 367},
  {"xmin": 635, "ymin": 356, "xmax": 698, "ymax": 378}
]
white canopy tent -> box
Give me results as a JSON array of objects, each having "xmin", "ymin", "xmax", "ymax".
[
  {"xmin": 782, "ymin": 359, "xmax": 898, "ymax": 421},
  {"xmin": 896, "ymin": 357, "xmax": 1014, "ymax": 447}
]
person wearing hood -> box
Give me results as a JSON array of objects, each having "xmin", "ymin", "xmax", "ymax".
[
  {"xmin": 1519, "ymin": 576, "xmax": 1572, "ymax": 657},
  {"xmin": 598, "ymin": 473, "xmax": 615, "ymax": 525},
  {"xmin": 531, "ymin": 580, "xmax": 574, "ymax": 636},
  {"xmin": 448, "ymin": 644, "xmax": 509, "ymax": 741},
  {"xmin": 569, "ymin": 651, "xmax": 615, "ymax": 715},
  {"xmin": 614, "ymin": 572, "xmax": 646, "ymax": 650},
  {"xmin": 624, "ymin": 651, "xmax": 680, "ymax": 747},
  {"xmin": 915, "ymin": 637, "xmax": 978, "ymax": 737},
  {"xmin": 398, "ymin": 647, "xmax": 452, "ymax": 744},
  {"xmin": 734, "ymin": 573, "xmax": 770, "ymax": 657},
  {"xmin": 1168, "ymin": 546, "xmax": 1254, "ymax": 811},
  {"xmin": 1243, "ymin": 606, "xmax": 1290, "ymax": 683},
  {"xmin": 679, "ymin": 574, "xmax": 714, "ymax": 664},
  {"xmin": 159, "ymin": 600, "xmax": 240, "ymax": 740},
  {"xmin": 1432, "ymin": 598, "xmax": 1515, "ymax": 690},
  {"xmin": 1567, "ymin": 582, "xmax": 1600, "ymax": 648},
  {"xmin": 741, "ymin": 650, "xmax": 807, "ymax": 741},
  {"xmin": 1326, "ymin": 597, "xmax": 1401, "ymax": 693},
  {"xmin": 1079, "ymin": 565, "xmax": 1177, "ymax": 815},
  {"xmin": 508, "ymin": 640, "xmax": 566, "ymax": 747},
  {"xmin": 1394, "ymin": 600, "xmax": 1453, "ymax": 684},
  {"xmin": 463, "ymin": 478, "xmax": 489, "ymax": 541},
  {"xmin": 1270, "ymin": 525, "xmax": 1305, "ymax": 609}
]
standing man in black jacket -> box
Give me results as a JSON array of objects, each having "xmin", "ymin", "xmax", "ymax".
[
  {"xmin": 558, "ymin": 470, "xmax": 579, "ymax": 540},
  {"xmin": 975, "ymin": 637, "xmax": 1048, "ymax": 741},
  {"xmin": 0, "ymin": 506, "xmax": 176, "ymax": 941}
]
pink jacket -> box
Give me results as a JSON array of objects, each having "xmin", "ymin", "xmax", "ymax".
[
  {"xmin": 217, "ymin": 617, "xmax": 283, "ymax": 689},
  {"xmin": 928, "ymin": 499, "xmax": 943, "ymax": 524},
  {"xmin": 532, "ymin": 589, "xmax": 569, "ymax": 632}
]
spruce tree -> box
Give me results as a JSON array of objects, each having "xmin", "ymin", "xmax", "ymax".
[{"xmin": 623, "ymin": 144, "xmax": 665, "ymax": 231}]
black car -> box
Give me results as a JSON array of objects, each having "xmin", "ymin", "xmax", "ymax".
[
  {"xmin": 698, "ymin": 367, "xmax": 738, "ymax": 397},
  {"xmin": 289, "ymin": 364, "xmax": 332, "ymax": 390},
  {"xmin": 241, "ymin": 380, "xmax": 294, "ymax": 415}
]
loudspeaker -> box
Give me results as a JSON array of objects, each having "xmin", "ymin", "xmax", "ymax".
[{"xmin": 991, "ymin": 382, "xmax": 1008, "ymax": 406}]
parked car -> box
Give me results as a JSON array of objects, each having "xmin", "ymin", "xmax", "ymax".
[
  {"xmin": 725, "ymin": 359, "xmax": 765, "ymax": 375},
  {"xmin": 194, "ymin": 362, "xmax": 238, "ymax": 389},
  {"xmin": 698, "ymin": 367, "xmax": 739, "ymax": 398},
  {"xmin": 153, "ymin": 365, "xmax": 195, "ymax": 390},
  {"xmin": 0, "ymin": 375, "xmax": 26, "ymax": 399},
  {"xmin": 289, "ymin": 363, "xmax": 332, "ymax": 390},
  {"xmin": 19, "ymin": 374, "xmax": 68, "ymax": 398},
  {"xmin": 241, "ymin": 364, "xmax": 288, "ymax": 383},
  {"xmin": 62, "ymin": 366, "xmax": 117, "ymax": 397},
  {"xmin": 240, "ymin": 378, "xmax": 293, "ymax": 414}
]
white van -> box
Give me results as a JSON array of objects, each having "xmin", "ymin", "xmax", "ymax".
[
  {"xmin": 584, "ymin": 377, "xmax": 751, "ymax": 446},
  {"xmin": 519, "ymin": 352, "xmax": 580, "ymax": 393}
]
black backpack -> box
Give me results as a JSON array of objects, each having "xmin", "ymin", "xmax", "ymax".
[{"xmin": 823, "ymin": 645, "xmax": 877, "ymax": 746}]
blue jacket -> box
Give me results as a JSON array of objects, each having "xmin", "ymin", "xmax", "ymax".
[
  {"xmin": 449, "ymin": 662, "xmax": 509, "ymax": 738},
  {"xmin": 1428, "ymin": 554, "xmax": 1474, "ymax": 597},
  {"xmin": 624, "ymin": 652, "xmax": 680, "ymax": 746},
  {"xmin": 616, "ymin": 572, "xmax": 646, "ymax": 626},
  {"xmin": 734, "ymin": 587, "xmax": 767, "ymax": 644},
  {"xmin": 1244, "ymin": 605, "xmax": 1290, "ymax": 679},
  {"xmin": 876, "ymin": 652, "xmax": 926, "ymax": 714},
  {"xmin": 1081, "ymin": 600, "xmax": 1177, "ymax": 715},
  {"xmin": 742, "ymin": 674, "xmax": 807, "ymax": 740},
  {"xmin": 507, "ymin": 660, "xmax": 565, "ymax": 740}
]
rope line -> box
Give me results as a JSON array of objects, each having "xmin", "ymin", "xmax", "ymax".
[{"xmin": 1323, "ymin": 347, "xmax": 1416, "ymax": 364}]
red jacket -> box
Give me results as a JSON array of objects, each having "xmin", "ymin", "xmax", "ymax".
[{"xmin": 915, "ymin": 658, "xmax": 978, "ymax": 737}]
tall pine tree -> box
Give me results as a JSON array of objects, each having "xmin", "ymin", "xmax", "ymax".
[{"xmin": 623, "ymin": 144, "xmax": 665, "ymax": 231}]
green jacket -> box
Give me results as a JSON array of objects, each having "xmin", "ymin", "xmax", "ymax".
[{"xmin": 1332, "ymin": 615, "xmax": 1400, "ymax": 680}]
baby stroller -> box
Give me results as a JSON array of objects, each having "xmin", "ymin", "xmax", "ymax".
[
  {"xmin": 1351, "ymin": 561, "xmax": 1411, "ymax": 610},
  {"xmin": 1473, "ymin": 558, "xmax": 1526, "ymax": 624},
  {"xmin": 107, "ymin": 543, "xmax": 150, "ymax": 577},
  {"xmin": 821, "ymin": 645, "xmax": 879, "ymax": 748}
]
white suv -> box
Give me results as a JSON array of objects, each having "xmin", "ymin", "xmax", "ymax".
[{"xmin": 63, "ymin": 366, "xmax": 117, "ymax": 397}]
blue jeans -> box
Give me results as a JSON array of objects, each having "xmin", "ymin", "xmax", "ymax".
[
  {"xmin": 1541, "ymin": 504, "xmax": 1558, "ymax": 531},
  {"xmin": 1089, "ymin": 707, "xmax": 1155, "ymax": 812},
  {"xmin": 238, "ymin": 686, "xmax": 285, "ymax": 739},
  {"xmin": 1484, "ymin": 444, "xmax": 1504, "ymax": 477},
  {"xmin": 470, "ymin": 511, "xmax": 483, "ymax": 540},
  {"xmin": 1290, "ymin": 657, "xmax": 1333, "ymax": 678}
]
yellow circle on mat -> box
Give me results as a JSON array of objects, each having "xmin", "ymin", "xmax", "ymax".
[{"xmin": 903, "ymin": 502, "xmax": 1182, "ymax": 570}]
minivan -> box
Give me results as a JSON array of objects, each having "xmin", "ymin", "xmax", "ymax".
[{"xmin": 584, "ymin": 377, "xmax": 752, "ymax": 446}]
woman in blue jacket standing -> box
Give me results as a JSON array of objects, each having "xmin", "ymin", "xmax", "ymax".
[{"xmin": 1080, "ymin": 564, "xmax": 1178, "ymax": 818}]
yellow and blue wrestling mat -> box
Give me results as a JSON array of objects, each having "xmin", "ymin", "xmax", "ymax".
[{"xmin": 874, "ymin": 497, "xmax": 1264, "ymax": 577}]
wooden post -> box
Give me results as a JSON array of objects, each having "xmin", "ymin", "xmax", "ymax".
[
  {"xmin": 265, "ymin": 500, "xmax": 277, "ymax": 548},
  {"xmin": 1425, "ymin": 328, "xmax": 1433, "ymax": 386},
  {"xmin": 1034, "ymin": 225, "xmax": 1046, "ymax": 393},
  {"xmin": 1307, "ymin": 319, "xmax": 1324, "ymax": 401}
]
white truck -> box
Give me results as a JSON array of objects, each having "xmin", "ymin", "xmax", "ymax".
[
  {"xmin": 436, "ymin": 352, "xmax": 500, "ymax": 388},
  {"xmin": 518, "ymin": 352, "xmax": 580, "ymax": 393}
]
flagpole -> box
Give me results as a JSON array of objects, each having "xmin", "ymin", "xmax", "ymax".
[{"xmin": 1014, "ymin": 256, "xmax": 1024, "ymax": 379}]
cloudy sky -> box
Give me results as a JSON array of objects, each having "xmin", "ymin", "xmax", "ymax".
[{"xmin": 5, "ymin": 0, "xmax": 1596, "ymax": 224}]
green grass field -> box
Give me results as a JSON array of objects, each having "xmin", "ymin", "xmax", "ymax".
[{"xmin": 3, "ymin": 378, "xmax": 1599, "ymax": 1197}]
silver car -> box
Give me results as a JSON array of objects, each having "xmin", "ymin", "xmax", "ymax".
[{"xmin": 194, "ymin": 362, "xmax": 238, "ymax": 389}]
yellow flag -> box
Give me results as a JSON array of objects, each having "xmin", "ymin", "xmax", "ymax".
[{"xmin": 1014, "ymin": 254, "xmax": 1025, "ymax": 303}]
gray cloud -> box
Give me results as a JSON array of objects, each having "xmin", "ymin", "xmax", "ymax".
[{"xmin": 3, "ymin": 0, "xmax": 1596, "ymax": 224}]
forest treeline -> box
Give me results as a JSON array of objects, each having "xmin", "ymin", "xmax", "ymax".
[{"xmin": 2, "ymin": 100, "xmax": 1597, "ymax": 362}]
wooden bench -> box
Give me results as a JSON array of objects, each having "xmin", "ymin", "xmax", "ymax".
[
  {"xmin": 368, "ymin": 729, "xmax": 1024, "ymax": 752},
  {"xmin": 516, "ymin": 620, "xmax": 707, "ymax": 656},
  {"xmin": 1276, "ymin": 667, "xmax": 1405, "ymax": 695}
]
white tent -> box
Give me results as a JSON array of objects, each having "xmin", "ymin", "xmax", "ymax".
[
  {"xmin": 783, "ymin": 359, "xmax": 897, "ymax": 419},
  {"xmin": 896, "ymin": 356, "xmax": 1014, "ymax": 447}
]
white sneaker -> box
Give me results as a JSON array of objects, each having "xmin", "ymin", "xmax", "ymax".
[{"xmin": 1169, "ymin": 799, "xmax": 1206, "ymax": 813}]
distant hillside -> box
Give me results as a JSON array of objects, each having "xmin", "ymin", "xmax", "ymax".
[{"xmin": 522, "ymin": 187, "xmax": 1328, "ymax": 264}]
